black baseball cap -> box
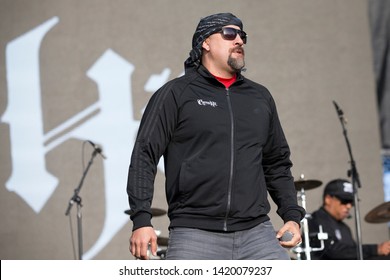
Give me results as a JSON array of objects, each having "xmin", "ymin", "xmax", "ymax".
[{"xmin": 323, "ymin": 179, "xmax": 354, "ymax": 201}]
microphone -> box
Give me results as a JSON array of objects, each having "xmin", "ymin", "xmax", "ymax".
[
  {"xmin": 279, "ymin": 231, "xmax": 293, "ymax": 242},
  {"xmin": 332, "ymin": 100, "xmax": 347, "ymax": 124},
  {"xmin": 87, "ymin": 140, "xmax": 107, "ymax": 159}
]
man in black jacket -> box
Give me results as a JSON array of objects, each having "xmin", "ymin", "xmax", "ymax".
[
  {"xmin": 308, "ymin": 179, "xmax": 390, "ymax": 259},
  {"xmin": 127, "ymin": 12, "xmax": 305, "ymax": 260}
]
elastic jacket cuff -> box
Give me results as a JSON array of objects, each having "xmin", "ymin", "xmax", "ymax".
[
  {"xmin": 283, "ymin": 209, "xmax": 305, "ymax": 227},
  {"xmin": 131, "ymin": 212, "xmax": 152, "ymax": 231}
]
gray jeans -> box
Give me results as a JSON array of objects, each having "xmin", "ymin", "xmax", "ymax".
[{"xmin": 165, "ymin": 220, "xmax": 290, "ymax": 260}]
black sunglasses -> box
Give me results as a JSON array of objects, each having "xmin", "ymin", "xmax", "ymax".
[
  {"xmin": 219, "ymin": 27, "xmax": 247, "ymax": 44},
  {"xmin": 336, "ymin": 196, "xmax": 354, "ymax": 205}
]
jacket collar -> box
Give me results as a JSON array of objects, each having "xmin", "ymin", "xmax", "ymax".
[{"xmin": 195, "ymin": 65, "xmax": 244, "ymax": 83}]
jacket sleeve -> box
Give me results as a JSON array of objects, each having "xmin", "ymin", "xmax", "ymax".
[
  {"xmin": 262, "ymin": 95, "xmax": 305, "ymax": 225},
  {"xmin": 126, "ymin": 81, "xmax": 179, "ymax": 231}
]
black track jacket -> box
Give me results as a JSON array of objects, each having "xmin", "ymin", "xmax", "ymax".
[{"xmin": 127, "ymin": 65, "xmax": 305, "ymax": 232}]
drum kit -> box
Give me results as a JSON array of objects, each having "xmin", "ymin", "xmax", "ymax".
[
  {"xmin": 124, "ymin": 207, "xmax": 169, "ymax": 260},
  {"xmin": 292, "ymin": 175, "xmax": 390, "ymax": 260}
]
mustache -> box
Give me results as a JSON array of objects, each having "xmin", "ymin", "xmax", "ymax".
[{"xmin": 231, "ymin": 46, "xmax": 245, "ymax": 55}]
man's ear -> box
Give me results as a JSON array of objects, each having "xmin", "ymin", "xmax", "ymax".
[
  {"xmin": 202, "ymin": 39, "xmax": 210, "ymax": 51},
  {"xmin": 324, "ymin": 194, "xmax": 332, "ymax": 205}
]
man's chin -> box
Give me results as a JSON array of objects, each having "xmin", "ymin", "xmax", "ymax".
[{"xmin": 228, "ymin": 60, "xmax": 245, "ymax": 72}]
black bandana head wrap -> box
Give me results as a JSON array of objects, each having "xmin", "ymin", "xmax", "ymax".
[{"xmin": 184, "ymin": 13, "xmax": 243, "ymax": 70}]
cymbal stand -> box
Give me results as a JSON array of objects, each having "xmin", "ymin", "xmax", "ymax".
[
  {"xmin": 293, "ymin": 186, "xmax": 329, "ymax": 260},
  {"xmin": 296, "ymin": 187, "xmax": 312, "ymax": 260}
]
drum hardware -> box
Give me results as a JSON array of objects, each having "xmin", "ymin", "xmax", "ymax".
[
  {"xmin": 292, "ymin": 225, "xmax": 328, "ymax": 259},
  {"xmin": 293, "ymin": 174, "xmax": 326, "ymax": 260},
  {"xmin": 157, "ymin": 248, "xmax": 167, "ymax": 260},
  {"xmin": 294, "ymin": 179, "xmax": 322, "ymax": 191},
  {"xmin": 314, "ymin": 225, "xmax": 329, "ymax": 251},
  {"xmin": 293, "ymin": 212, "xmax": 311, "ymax": 259},
  {"xmin": 157, "ymin": 236, "xmax": 169, "ymax": 247},
  {"xmin": 147, "ymin": 247, "xmax": 167, "ymax": 260},
  {"xmin": 364, "ymin": 201, "xmax": 390, "ymax": 223}
]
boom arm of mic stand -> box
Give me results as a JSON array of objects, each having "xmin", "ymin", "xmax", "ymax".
[
  {"xmin": 65, "ymin": 149, "xmax": 99, "ymax": 216},
  {"xmin": 333, "ymin": 103, "xmax": 364, "ymax": 260}
]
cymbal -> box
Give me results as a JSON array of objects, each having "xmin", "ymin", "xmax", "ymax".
[
  {"xmin": 294, "ymin": 179, "xmax": 322, "ymax": 191},
  {"xmin": 157, "ymin": 236, "xmax": 169, "ymax": 246},
  {"xmin": 365, "ymin": 201, "xmax": 390, "ymax": 223},
  {"xmin": 124, "ymin": 208, "xmax": 167, "ymax": 217}
]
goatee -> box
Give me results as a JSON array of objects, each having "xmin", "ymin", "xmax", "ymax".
[{"xmin": 228, "ymin": 47, "xmax": 245, "ymax": 72}]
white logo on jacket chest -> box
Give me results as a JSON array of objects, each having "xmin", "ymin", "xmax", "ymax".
[{"xmin": 197, "ymin": 99, "xmax": 218, "ymax": 107}]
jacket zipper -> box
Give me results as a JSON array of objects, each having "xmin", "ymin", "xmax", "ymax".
[{"xmin": 224, "ymin": 88, "xmax": 235, "ymax": 231}]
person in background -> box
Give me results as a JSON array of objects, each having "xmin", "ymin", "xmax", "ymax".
[
  {"xmin": 307, "ymin": 178, "xmax": 390, "ymax": 260},
  {"xmin": 126, "ymin": 12, "xmax": 305, "ymax": 260}
]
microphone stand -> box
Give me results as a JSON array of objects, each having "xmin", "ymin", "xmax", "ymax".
[
  {"xmin": 333, "ymin": 101, "xmax": 364, "ymax": 260},
  {"xmin": 65, "ymin": 148, "xmax": 99, "ymax": 260}
]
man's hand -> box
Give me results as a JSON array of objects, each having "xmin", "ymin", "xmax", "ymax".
[
  {"xmin": 378, "ymin": 240, "xmax": 390, "ymax": 256},
  {"xmin": 276, "ymin": 221, "xmax": 302, "ymax": 248},
  {"xmin": 129, "ymin": 226, "xmax": 158, "ymax": 260}
]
